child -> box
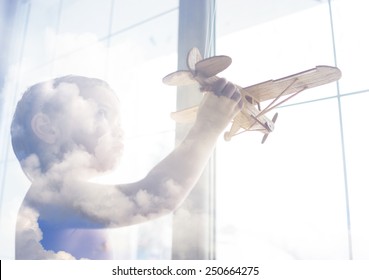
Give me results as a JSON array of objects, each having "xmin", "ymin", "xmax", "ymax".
[{"xmin": 11, "ymin": 75, "xmax": 242, "ymax": 259}]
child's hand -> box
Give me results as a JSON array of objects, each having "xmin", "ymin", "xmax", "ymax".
[{"xmin": 196, "ymin": 78, "xmax": 243, "ymax": 133}]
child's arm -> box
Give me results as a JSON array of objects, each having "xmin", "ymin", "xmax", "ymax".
[
  {"xmin": 112, "ymin": 78, "xmax": 243, "ymax": 225},
  {"xmin": 33, "ymin": 78, "xmax": 242, "ymax": 228}
]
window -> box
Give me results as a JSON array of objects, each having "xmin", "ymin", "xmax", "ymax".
[
  {"xmin": 0, "ymin": 0, "xmax": 178, "ymax": 259},
  {"xmin": 215, "ymin": 0, "xmax": 369, "ymax": 259},
  {"xmin": 1, "ymin": 0, "xmax": 368, "ymax": 261}
]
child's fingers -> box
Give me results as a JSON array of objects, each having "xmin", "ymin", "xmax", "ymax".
[
  {"xmin": 222, "ymin": 82, "xmax": 236, "ymax": 98},
  {"xmin": 202, "ymin": 78, "xmax": 227, "ymax": 95},
  {"xmin": 203, "ymin": 78, "xmax": 243, "ymax": 108}
]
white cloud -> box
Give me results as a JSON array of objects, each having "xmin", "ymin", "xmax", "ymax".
[{"xmin": 16, "ymin": 205, "xmax": 76, "ymax": 260}]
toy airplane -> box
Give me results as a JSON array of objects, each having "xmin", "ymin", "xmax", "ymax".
[{"xmin": 163, "ymin": 47, "xmax": 342, "ymax": 143}]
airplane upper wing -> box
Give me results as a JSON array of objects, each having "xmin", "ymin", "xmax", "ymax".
[{"xmin": 242, "ymin": 65, "xmax": 341, "ymax": 103}]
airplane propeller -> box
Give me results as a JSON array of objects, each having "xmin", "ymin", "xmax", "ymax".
[
  {"xmin": 162, "ymin": 48, "xmax": 232, "ymax": 86},
  {"xmin": 261, "ymin": 112, "xmax": 278, "ymax": 144},
  {"xmin": 272, "ymin": 111, "xmax": 279, "ymax": 123}
]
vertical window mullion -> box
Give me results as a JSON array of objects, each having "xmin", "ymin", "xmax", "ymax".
[{"xmin": 171, "ymin": 0, "xmax": 216, "ymax": 260}]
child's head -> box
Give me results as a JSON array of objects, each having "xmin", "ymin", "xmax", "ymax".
[{"xmin": 11, "ymin": 75, "xmax": 124, "ymax": 179}]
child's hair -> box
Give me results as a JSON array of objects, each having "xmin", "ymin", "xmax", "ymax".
[{"xmin": 11, "ymin": 75, "xmax": 111, "ymax": 174}]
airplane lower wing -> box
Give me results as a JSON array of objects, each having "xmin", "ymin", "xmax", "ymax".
[
  {"xmin": 170, "ymin": 105, "xmax": 198, "ymax": 123},
  {"xmin": 163, "ymin": 70, "xmax": 196, "ymax": 86}
]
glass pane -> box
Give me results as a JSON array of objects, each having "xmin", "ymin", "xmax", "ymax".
[
  {"xmin": 49, "ymin": 0, "xmax": 112, "ymax": 58},
  {"xmin": 216, "ymin": 99, "xmax": 349, "ymax": 259},
  {"xmin": 217, "ymin": 0, "xmax": 324, "ymax": 36},
  {"xmin": 0, "ymin": 161, "xmax": 29, "ymax": 259},
  {"xmin": 331, "ymin": 0, "xmax": 369, "ymax": 94},
  {"xmin": 58, "ymin": 0, "xmax": 112, "ymax": 41},
  {"xmin": 107, "ymin": 10, "xmax": 178, "ymax": 138},
  {"xmin": 52, "ymin": 39, "xmax": 109, "ymax": 78},
  {"xmin": 20, "ymin": 0, "xmax": 61, "ymax": 69},
  {"xmin": 215, "ymin": 0, "xmax": 351, "ymax": 259},
  {"xmin": 0, "ymin": 0, "xmax": 177, "ymax": 260},
  {"xmin": 341, "ymin": 92, "xmax": 369, "ymax": 259},
  {"xmin": 217, "ymin": 2, "xmax": 337, "ymax": 106},
  {"xmin": 111, "ymin": 0, "xmax": 179, "ymax": 34}
]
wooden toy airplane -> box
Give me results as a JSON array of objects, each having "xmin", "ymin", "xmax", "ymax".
[{"xmin": 163, "ymin": 47, "xmax": 342, "ymax": 143}]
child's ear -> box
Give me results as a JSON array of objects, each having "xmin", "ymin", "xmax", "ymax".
[{"xmin": 31, "ymin": 113, "xmax": 58, "ymax": 144}]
